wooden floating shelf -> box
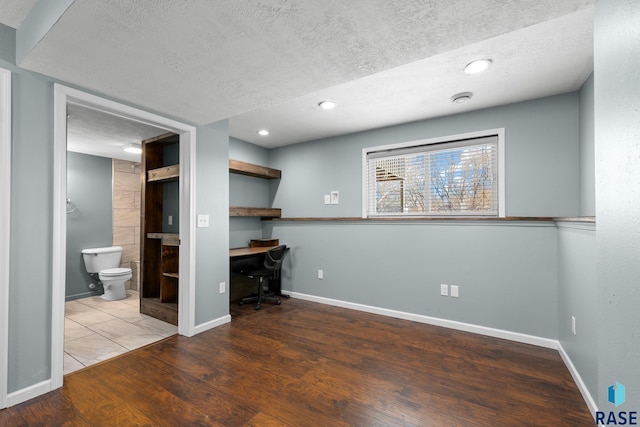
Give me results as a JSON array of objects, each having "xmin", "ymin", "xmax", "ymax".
[
  {"xmin": 229, "ymin": 159, "xmax": 281, "ymax": 179},
  {"xmin": 162, "ymin": 272, "xmax": 179, "ymax": 279},
  {"xmin": 230, "ymin": 206, "xmax": 282, "ymax": 218},
  {"xmin": 148, "ymin": 164, "xmax": 179, "ymax": 183},
  {"xmin": 146, "ymin": 233, "xmax": 179, "ymax": 245}
]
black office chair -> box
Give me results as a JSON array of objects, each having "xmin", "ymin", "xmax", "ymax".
[{"xmin": 239, "ymin": 245, "xmax": 287, "ymax": 310}]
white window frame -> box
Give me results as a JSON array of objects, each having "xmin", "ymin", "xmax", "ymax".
[{"xmin": 362, "ymin": 128, "xmax": 505, "ymax": 218}]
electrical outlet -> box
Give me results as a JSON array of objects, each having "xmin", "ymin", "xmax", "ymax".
[
  {"xmin": 440, "ymin": 284, "xmax": 448, "ymax": 296},
  {"xmin": 450, "ymin": 285, "xmax": 459, "ymax": 298},
  {"xmin": 197, "ymin": 214, "xmax": 209, "ymax": 228},
  {"xmin": 168, "ymin": 215, "xmax": 173, "ymax": 225},
  {"xmin": 571, "ymin": 315, "xmax": 576, "ymax": 335},
  {"xmin": 324, "ymin": 194, "xmax": 331, "ymax": 204},
  {"xmin": 318, "ymin": 269, "xmax": 324, "ymax": 280},
  {"xmin": 219, "ymin": 282, "xmax": 226, "ymax": 294}
]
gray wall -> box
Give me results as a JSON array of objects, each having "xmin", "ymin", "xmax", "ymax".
[
  {"xmin": 266, "ymin": 221, "xmax": 559, "ymax": 338},
  {"xmin": 4, "ymin": 60, "xmax": 233, "ymax": 394},
  {"xmin": 0, "ymin": 23, "xmax": 15, "ymax": 63},
  {"xmin": 557, "ymin": 223, "xmax": 597, "ymax": 402},
  {"xmin": 8, "ymin": 70, "xmax": 53, "ymax": 393},
  {"xmin": 66, "ymin": 152, "xmax": 113, "ymax": 300},
  {"xmin": 579, "ymin": 73, "xmax": 595, "ymax": 216},
  {"xmin": 229, "ymin": 137, "xmax": 271, "ymax": 248},
  {"xmin": 262, "ymin": 93, "xmax": 583, "ymax": 339},
  {"xmin": 270, "ymin": 93, "xmax": 581, "ymax": 218},
  {"xmin": 194, "ymin": 120, "xmax": 230, "ymax": 326},
  {"xmin": 595, "ymin": 0, "xmax": 640, "ymax": 411}
]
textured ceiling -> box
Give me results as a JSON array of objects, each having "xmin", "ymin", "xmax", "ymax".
[
  {"xmin": 66, "ymin": 103, "xmax": 165, "ymax": 162},
  {"xmin": 0, "ymin": 0, "xmax": 38, "ymax": 28},
  {"xmin": 232, "ymin": 8, "xmax": 594, "ymax": 147},
  {"xmin": 10, "ymin": 0, "xmax": 594, "ymax": 150}
]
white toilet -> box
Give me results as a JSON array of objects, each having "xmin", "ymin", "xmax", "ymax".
[{"xmin": 81, "ymin": 246, "xmax": 132, "ymax": 301}]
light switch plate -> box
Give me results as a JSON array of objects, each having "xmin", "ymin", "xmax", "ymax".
[
  {"xmin": 330, "ymin": 191, "xmax": 339, "ymax": 204},
  {"xmin": 197, "ymin": 214, "xmax": 209, "ymax": 228}
]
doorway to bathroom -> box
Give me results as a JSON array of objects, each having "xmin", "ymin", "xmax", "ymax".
[
  {"xmin": 52, "ymin": 85, "xmax": 197, "ymax": 390},
  {"xmin": 63, "ymin": 104, "xmax": 176, "ymax": 374}
]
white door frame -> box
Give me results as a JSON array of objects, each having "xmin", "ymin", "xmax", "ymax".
[
  {"xmin": 0, "ymin": 67, "xmax": 12, "ymax": 409},
  {"xmin": 52, "ymin": 84, "xmax": 197, "ymax": 389}
]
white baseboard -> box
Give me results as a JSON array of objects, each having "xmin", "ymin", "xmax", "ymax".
[
  {"xmin": 6, "ymin": 380, "xmax": 53, "ymax": 407},
  {"xmin": 285, "ymin": 291, "xmax": 558, "ymax": 349},
  {"xmin": 558, "ymin": 343, "xmax": 598, "ymax": 420},
  {"xmin": 193, "ymin": 314, "xmax": 231, "ymax": 335}
]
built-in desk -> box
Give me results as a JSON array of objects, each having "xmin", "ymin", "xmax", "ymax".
[
  {"xmin": 229, "ymin": 245, "xmax": 287, "ymax": 297},
  {"xmin": 230, "ymin": 246, "xmax": 276, "ymax": 258}
]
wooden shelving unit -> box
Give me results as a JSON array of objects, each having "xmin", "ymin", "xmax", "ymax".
[
  {"xmin": 229, "ymin": 206, "xmax": 282, "ymax": 218},
  {"xmin": 140, "ymin": 132, "xmax": 180, "ymax": 325},
  {"xmin": 229, "ymin": 159, "xmax": 282, "ymax": 218},
  {"xmin": 229, "ymin": 159, "xmax": 281, "ymax": 179},
  {"xmin": 148, "ymin": 165, "xmax": 179, "ymax": 182}
]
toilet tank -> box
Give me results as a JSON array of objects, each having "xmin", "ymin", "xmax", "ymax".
[{"xmin": 82, "ymin": 246, "xmax": 123, "ymax": 273}]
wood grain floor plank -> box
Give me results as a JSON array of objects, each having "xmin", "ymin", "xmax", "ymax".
[{"xmin": 0, "ymin": 298, "xmax": 594, "ymax": 426}]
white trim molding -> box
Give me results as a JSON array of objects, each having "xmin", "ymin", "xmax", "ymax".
[
  {"xmin": 558, "ymin": 343, "xmax": 599, "ymax": 420},
  {"xmin": 6, "ymin": 380, "xmax": 51, "ymax": 408},
  {"xmin": 51, "ymin": 84, "xmax": 197, "ymax": 396},
  {"xmin": 285, "ymin": 291, "xmax": 557, "ymax": 349},
  {"xmin": 0, "ymin": 67, "xmax": 11, "ymax": 409},
  {"xmin": 193, "ymin": 315, "xmax": 231, "ymax": 335}
]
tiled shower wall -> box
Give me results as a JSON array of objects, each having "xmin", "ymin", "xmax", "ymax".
[{"xmin": 112, "ymin": 159, "xmax": 142, "ymax": 290}]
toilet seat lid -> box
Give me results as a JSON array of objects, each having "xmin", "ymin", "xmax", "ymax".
[{"xmin": 100, "ymin": 267, "xmax": 132, "ymax": 277}]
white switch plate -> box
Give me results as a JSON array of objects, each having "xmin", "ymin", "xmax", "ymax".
[
  {"xmin": 440, "ymin": 284, "xmax": 448, "ymax": 296},
  {"xmin": 168, "ymin": 215, "xmax": 173, "ymax": 225},
  {"xmin": 318, "ymin": 269, "xmax": 324, "ymax": 279},
  {"xmin": 450, "ymin": 285, "xmax": 459, "ymax": 298},
  {"xmin": 330, "ymin": 191, "xmax": 339, "ymax": 204},
  {"xmin": 197, "ymin": 214, "xmax": 209, "ymax": 228},
  {"xmin": 324, "ymin": 194, "xmax": 331, "ymax": 205},
  {"xmin": 219, "ymin": 282, "xmax": 226, "ymax": 294},
  {"xmin": 571, "ymin": 315, "xmax": 576, "ymax": 335}
]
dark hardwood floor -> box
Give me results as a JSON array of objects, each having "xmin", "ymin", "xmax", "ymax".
[{"xmin": 1, "ymin": 298, "xmax": 594, "ymax": 426}]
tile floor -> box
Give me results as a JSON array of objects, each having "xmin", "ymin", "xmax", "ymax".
[{"xmin": 64, "ymin": 290, "xmax": 178, "ymax": 375}]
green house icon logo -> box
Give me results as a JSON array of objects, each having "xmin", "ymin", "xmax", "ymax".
[{"xmin": 608, "ymin": 382, "xmax": 626, "ymax": 407}]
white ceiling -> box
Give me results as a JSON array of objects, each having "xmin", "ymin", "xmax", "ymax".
[{"xmin": 0, "ymin": 0, "xmax": 594, "ymax": 153}]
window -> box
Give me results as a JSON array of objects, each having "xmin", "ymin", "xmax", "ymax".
[{"xmin": 363, "ymin": 130, "xmax": 505, "ymax": 218}]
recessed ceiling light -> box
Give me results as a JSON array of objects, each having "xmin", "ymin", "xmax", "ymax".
[
  {"xmin": 123, "ymin": 144, "xmax": 142, "ymax": 154},
  {"xmin": 257, "ymin": 129, "xmax": 270, "ymax": 136},
  {"xmin": 464, "ymin": 59, "xmax": 492, "ymax": 74},
  {"xmin": 451, "ymin": 92, "xmax": 473, "ymax": 104},
  {"xmin": 318, "ymin": 100, "xmax": 336, "ymax": 110}
]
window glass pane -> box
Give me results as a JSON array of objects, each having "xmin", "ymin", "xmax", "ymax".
[{"xmin": 366, "ymin": 136, "xmax": 498, "ymax": 217}]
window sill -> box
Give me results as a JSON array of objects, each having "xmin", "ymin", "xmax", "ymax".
[{"xmin": 264, "ymin": 216, "xmax": 595, "ymax": 224}]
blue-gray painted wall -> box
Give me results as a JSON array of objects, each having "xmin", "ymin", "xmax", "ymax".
[
  {"xmin": 194, "ymin": 120, "xmax": 230, "ymax": 326},
  {"xmin": 8, "ymin": 70, "xmax": 53, "ymax": 393},
  {"xmin": 0, "ymin": 23, "xmax": 15, "ymax": 63},
  {"xmin": 239, "ymin": 92, "xmax": 588, "ymax": 341},
  {"xmin": 270, "ymin": 93, "xmax": 580, "ymax": 218},
  {"xmin": 557, "ymin": 223, "xmax": 597, "ymax": 403},
  {"xmin": 595, "ymin": 0, "xmax": 640, "ymax": 411},
  {"xmin": 229, "ymin": 137, "xmax": 270, "ymax": 248},
  {"xmin": 65, "ymin": 152, "xmax": 113, "ymax": 300},
  {"xmin": 579, "ymin": 73, "xmax": 595, "ymax": 217}
]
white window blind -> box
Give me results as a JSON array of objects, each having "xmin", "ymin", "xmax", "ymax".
[{"xmin": 365, "ymin": 135, "xmax": 499, "ymax": 217}]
